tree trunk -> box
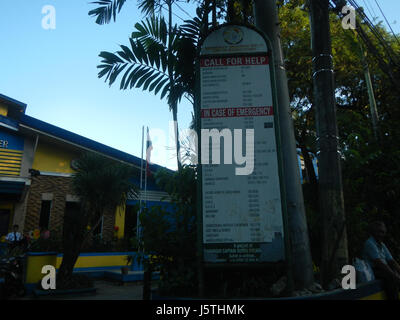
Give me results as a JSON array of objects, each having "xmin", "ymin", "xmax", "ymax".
[
  {"xmin": 227, "ymin": 0, "xmax": 237, "ymax": 23},
  {"xmin": 167, "ymin": 0, "xmax": 182, "ymax": 171},
  {"xmin": 57, "ymin": 204, "xmax": 87, "ymax": 287},
  {"xmin": 172, "ymin": 106, "xmax": 183, "ymax": 171},
  {"xmin": 142, "ymin": 261, "xmax": 152, "ymax": 300},
  {"xmin": 300, "ymin": 145, "xmax": 317, "ymax": 186},
  {"xmin": 212, "ymin": 0, "xmax": 217, "ymax": 27},
  {"xmin": 57, "ymin": 241, "xmax": 82, "ymax": 286}
]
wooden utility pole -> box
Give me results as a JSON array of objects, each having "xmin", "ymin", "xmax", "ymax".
[
  {"xmin": 309, "ymin": 0, "xmax": 348, "ymax": 288},
  {"xmin": 253, "ymin": 0, "xmax": 314, "ymax": 291}
]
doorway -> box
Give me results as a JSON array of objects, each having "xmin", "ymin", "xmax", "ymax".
[
  {"xmin": 0, "ymin": 208, "xmax": 11, "ymax": 237},
  {"xmin": 124, "ymin": 204, "xmax": 138, "ymax": 239}
]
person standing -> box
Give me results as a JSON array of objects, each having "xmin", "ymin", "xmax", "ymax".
[{"xmin": 5, "ymin": 224, "xmax": 23, "ymax": 249}]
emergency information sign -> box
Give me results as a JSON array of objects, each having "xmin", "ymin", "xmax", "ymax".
[{"xmin": 199, "ymin": 25, "xmax": 285, "ymax": 264}]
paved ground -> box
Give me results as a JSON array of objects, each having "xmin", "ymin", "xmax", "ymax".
[
  {"xmin": 19, "ymin": 280, "xmax": 159, "ymax": 300},
  {"xmin": 59, "ymin": 280, "xmax": 145, "ymax": 300}
]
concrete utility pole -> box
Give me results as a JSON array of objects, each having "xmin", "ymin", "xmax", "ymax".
[
  {"xmin": 253, "ymin": 0, "xmax": 314, "ymax": 290},
  {"xmin": 359, "ymin": 41, "xmax": 380, "ymax": 141},
  {"xmin": 308, "ymin": 0, "xmax": 348, "ymax": 288}
]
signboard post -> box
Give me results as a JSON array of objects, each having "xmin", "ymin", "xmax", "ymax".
[{"xmin": 196, "ymin": 24, "xmax": 290, "ymax": 280}]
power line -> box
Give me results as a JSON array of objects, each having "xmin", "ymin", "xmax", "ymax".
[
  {"xmin": 373, "ymin": 0, "xmax": 400, "ymax": 46},
  {"xmin": 362, "ymin": 0, "xmax": 377, "ymax": 21},
  {"xmin": 349, "ymin": 1, "xmax": 385, "ymax": 42},
  {"xmin": 348, "ymin": 0, "xmax": 398, "ymax": 64},
  {"xmin": 174, "ymin": 2, "xmax": 193, "ymax": 19},
  {"xmin": 329, "ymin": 0, "xmax": 399, "ymax": 86},
  {"xmin": 159, "ymin": 4, "xmax": 186, "ymax": 22},
  {"xmin": 365, "ymin": 0, "xmax": 378, "ymax": 20}
]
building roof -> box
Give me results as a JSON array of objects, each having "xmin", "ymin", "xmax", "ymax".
[
  {"xmin": 0, "ymin": 93, "xmax": 172, "ymax": 175},
  {"xmin": 0, "ymin": 93, "xmax": 27, "ymax": 113}
]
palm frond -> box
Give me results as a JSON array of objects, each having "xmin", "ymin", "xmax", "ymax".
[
  {"xmin": 179, "ymin": 16, "xmax": 204, "ymax": 46},
  {"xmin": 98, "ymin": 36, "xmax": 170, "ymax": 96},
  {"xmin": 88, "ymin": 0, "xmax": 128, "ymax": 25},
  {"xmin": 132, "ymin": 17, "xmax": 168, "ymax": 48},
  {"xmin": 137, "ymin": 0, "xmax": 163, "ymax": 17},
  {"xmin": 97, "ymin": 11, "xmax": 202, "ymax": 107}
]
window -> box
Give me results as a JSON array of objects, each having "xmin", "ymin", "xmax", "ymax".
[{"xmin": 39, "ymin": 200, "xmax": 52, "ymax": 229}]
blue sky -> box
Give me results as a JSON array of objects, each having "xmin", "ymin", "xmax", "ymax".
[{"xmin": 0, "ymin": 1, "xmax": 398, "ymax": 170}]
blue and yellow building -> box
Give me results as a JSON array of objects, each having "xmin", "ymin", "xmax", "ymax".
[{"xmin": 0, "ymin": 93, "xmax": 170, "ymax": 241}]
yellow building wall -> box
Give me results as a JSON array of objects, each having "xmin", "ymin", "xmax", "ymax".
[
  {"xmin": 114, "ymin": 204, "xmax": 126, "ymax": 239},
  {"xmin": 360, "ymin": 291, "xmax": 386, "ymax": 300},
  {"xmin": 0, "ymin": 149, "xmax": 23, "ymax": 176},
  {"xmin": 0, "ymin": 103, "xmax": 8, "ymax": 116},
  {"xmin": 25, "ymin": 253, "xmax": 132, "ymax": 285},
  {"xmin": 31, "ymin": 143, "xmax": 128, "ymax": 238},
  {"xmin": 32, "ymin": 142, "xmax": 79, "ymax": 173},
  {"xmin": 25, "ymin": 253, "xmax": 58, "ymax": 284},
  {"xmin": 54, "ymin": 254, "xmax": 130, "ymax": 269}
]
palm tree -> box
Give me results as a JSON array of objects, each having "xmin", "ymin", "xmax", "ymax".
[
  {"xmin": 57, "ymin": 152, "xmax": 137, "ymax": 286},
  {"xmin": 89, "ymin": 0, "xmax": 207, "ymax": 170}
]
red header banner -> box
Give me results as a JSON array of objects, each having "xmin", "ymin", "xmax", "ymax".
[{"xmin": 200, "ymin": 55, "xmax": 269, "ymax": 68}]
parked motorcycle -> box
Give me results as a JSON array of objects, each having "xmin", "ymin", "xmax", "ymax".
[{"xmin": 0, "ymin": 255, "xmax": 26, "ymax": 299}]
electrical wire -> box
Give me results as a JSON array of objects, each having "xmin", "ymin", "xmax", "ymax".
[
  {"xmin": 365, "ymin": 0, "xmax": 379, "ymax": 20},
  {"xmin": 362, "ymin": 0, "xmax": 377, "ymax": 21},
  {"xmin": 373, "ymin": 0, "xmax": 400, "ymax": 46},
  {"xmin": 159, "ymin": 3, "xmax": 186, "ymax": 22},
  {"xmin": 347, "ymin": 0, "xmax": 398, "ymax": 64},
  {"xmin": 174, "ymin": 2, "xmax": 193, "ymax": 19}
]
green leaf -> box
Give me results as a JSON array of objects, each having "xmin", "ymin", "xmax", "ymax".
[
  {"xmin": 120, "ymin": 45, "xmax": 136, "ymax": 62},
  {"xmin": 99, "ymin": 51, "xmax": 124, "ymax": 64},
  {"xmin": 88, "ymin": 0, "xmax": 128, "ymax": 25},
  {"xmin": 154, "ymin": 78, "xmax": 169, "ymax": 96},
  {"xmin": 160, "ymin": 82, "xmax": 170, "ymax": 100},
  {"xmin": 149, "ymin": 75, "xmax": 165, "ymax": 92},
  {"xmin": 136, "ymin": 70, "xmax": 154, "ymax": 88},
  {"xmin": 129, "ymin": 66, "xmax": 147, "ymax": 89},
  {"xmin": 143, "ymin": 72, "xmax": 161, "ymax": 91},
  {"xmin": 120, "ymin": 64, "xmax": 134, "ymax": 90},
  {"xmin": 109, "ymin": 63, "xmax": 127, "ymax": 85}
]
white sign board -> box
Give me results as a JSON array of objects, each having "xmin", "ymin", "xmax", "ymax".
[{"xmin": 200, "ymin": 25, "xmax": 285, "ymax": 263}]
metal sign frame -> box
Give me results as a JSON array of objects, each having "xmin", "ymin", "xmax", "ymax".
[{"xmin": 195, "ymin": 23, "xmax": 291, "ymax": 275}]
